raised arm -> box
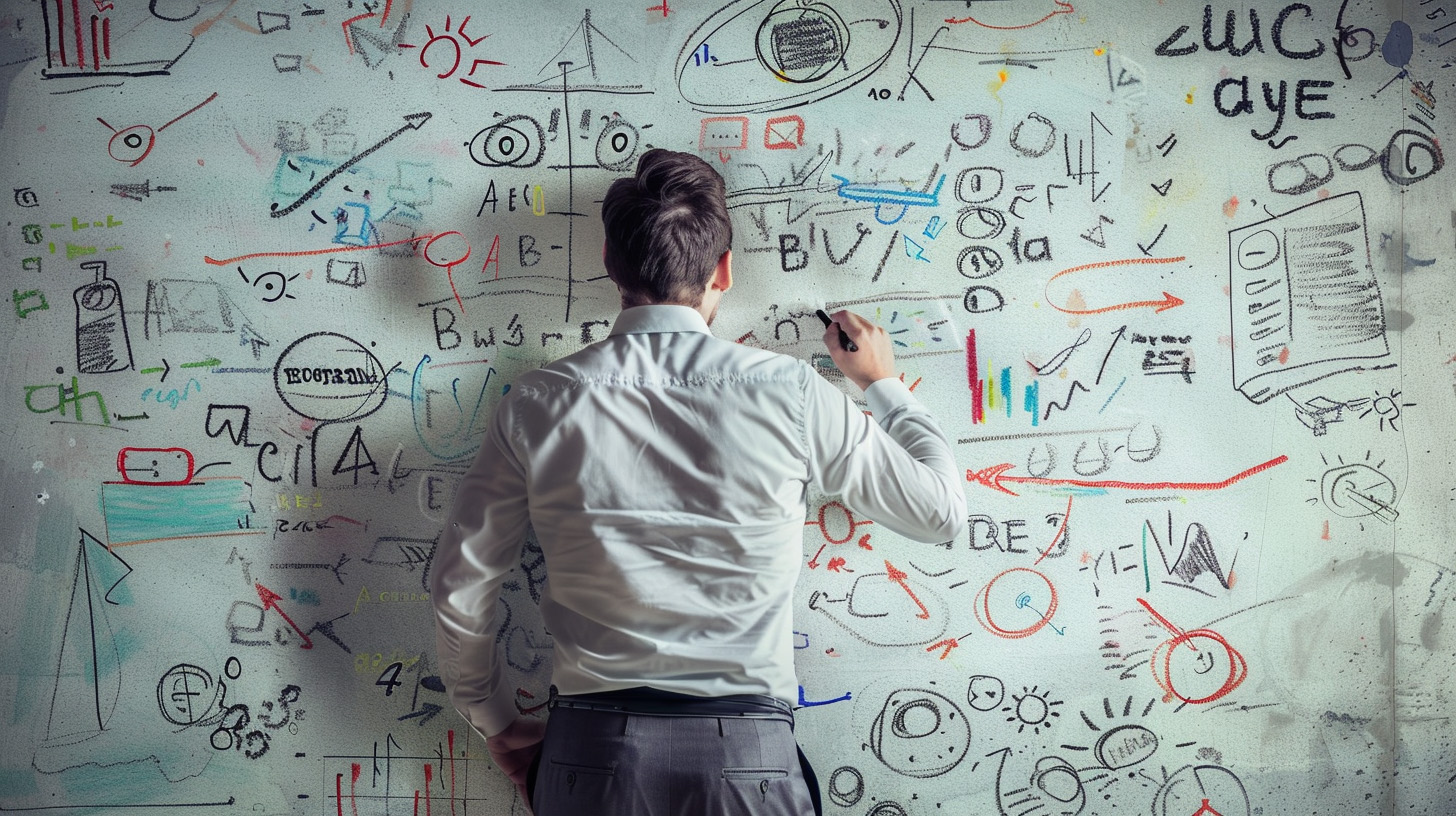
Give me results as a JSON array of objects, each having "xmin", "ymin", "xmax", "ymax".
[{"xmin": 806, "ymin": 309, "xmax": 965, "ymax": 543}]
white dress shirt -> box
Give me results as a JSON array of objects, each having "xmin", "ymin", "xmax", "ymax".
[{"xmin": 431, "ymin": 304, "xmax": 965, "ymax": 737}]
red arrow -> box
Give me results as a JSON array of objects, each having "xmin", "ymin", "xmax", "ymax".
[
  {"xmin": 1044, "ymin": 256, "xmax": 1187, "ymax": 315},
  {"xmin": 926, "ymin": 638, "xmax": 959, "ymax": 659},
  {"xmin": 967, "ymin": 455, "xmax": 1288, "ymax": 496},
  {"xmin": 255, "ymin": 582, "xmax": 314, "ymax": 649},
  {"xmin": 807, "ymin": 544, "xmax": 826, "ymax": 570},
  {"xmin": 884, "ymin": 560, "xmax": 930, "ymax": 619}
]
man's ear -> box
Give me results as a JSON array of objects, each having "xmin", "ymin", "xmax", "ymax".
[{"xmin": 710, "ymin": 249, "xmax": 732, "ymax": 293}]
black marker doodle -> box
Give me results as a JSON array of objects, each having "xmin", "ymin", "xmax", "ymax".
[{"xmin": 868, "ymin": 687, "xmax": 970, "ymax": 778}]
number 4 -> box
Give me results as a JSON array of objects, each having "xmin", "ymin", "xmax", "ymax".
[{"xmin": 376, "ymin": 661, "xmax": 404, "ymax": 696}]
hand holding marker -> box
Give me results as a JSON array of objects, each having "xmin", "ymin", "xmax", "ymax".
[{"xmin": 816, "ymin": 309, "xmax": 858, "ymax": 352}]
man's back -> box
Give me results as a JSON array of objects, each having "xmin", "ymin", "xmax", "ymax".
[
  {"xmin": 495, "ymin": 304, "xmax": 962, "ymax": 704},
  {"xmin": 433, "ymin": 149, "xmax": 963, "ymax": 815}
]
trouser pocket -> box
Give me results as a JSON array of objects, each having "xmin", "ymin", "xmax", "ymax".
[
  {"xmin": 542, "ymin": 759, "xmax": 615, "ymax": 800},
  {"xmin": 722, "ymin": 767, "xmax": 792, "ymax": 806}
]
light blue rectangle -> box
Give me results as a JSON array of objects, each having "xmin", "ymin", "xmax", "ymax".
[{"xmin": 101, "ymin": 479, "xmax": 255, "ymax": 546}]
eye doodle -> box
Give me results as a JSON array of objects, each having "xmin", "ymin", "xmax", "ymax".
[
  {"xmin": 596, "ymin": 117, "xmax": 640, "ymax": 171},
  {"xmin": 468, "ymin": 115, "xmax": 545, "ymax": 168},
  {"xmin": 96, "ymin": 93, "xmax": 217, "ymax": 167},
  {"xmin": 237, "ymin": 267, "xmax": 299, "ymax": 303},
  {"xmin": 105, "ymin": 125, "xmax": 157, "ymax": 166}
]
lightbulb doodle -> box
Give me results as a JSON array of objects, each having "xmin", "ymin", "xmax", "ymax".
[{"xmin": 1306, "ymin": 450, "xmax": 1399, "ymax": 526}]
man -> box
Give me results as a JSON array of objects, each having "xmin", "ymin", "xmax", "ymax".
[{"xmin": 431, "ymin": 149, "xmax": 964, "ymax": 815}]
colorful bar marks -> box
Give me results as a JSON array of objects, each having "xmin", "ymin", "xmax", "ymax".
[
  {"xmin": 967, "ymin": 327, "xmax": 1040, "ymax": 426},
  {"xmin": 967, "ymin": 329, "xmax": 984, "ymax": 423}
]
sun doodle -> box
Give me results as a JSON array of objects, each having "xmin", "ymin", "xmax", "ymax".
[
  {"xmin": 1003, "ymin": 685, "xmax": 1063, "ymax": 735},
  {"xmin": 399, "ymin": 15, "xmax": 505, "ymax": 89}
]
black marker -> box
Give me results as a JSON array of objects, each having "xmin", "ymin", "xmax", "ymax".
[{"xmin": 816, "ymin": 309, "xmax": 858, "ymax": 352}]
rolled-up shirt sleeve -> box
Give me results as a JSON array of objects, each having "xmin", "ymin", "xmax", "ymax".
[
  {"xmin": 429, "ymin": 400, "xmax": 531, "ymax": 738},
  {"xmin": 804, "ymin": 371, "xmax": 965, "ymax": 544}
]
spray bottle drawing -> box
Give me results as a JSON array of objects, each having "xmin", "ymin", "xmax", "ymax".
[{"xmin": 74, "ymin": 261, "xmax": 133, "ymax": 374}]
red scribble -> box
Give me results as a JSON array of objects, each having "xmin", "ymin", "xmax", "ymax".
[
  {"xmin": 764, "ymin": 115, "xmax": 806, "ymax": 150},
  {"xmin": 1136, "ymin": 597, "xmax": 1190, "ymax": 644},
  {"xmin": 157, "ymin": 91, "xmax": 218, "ymax": 132},
  {"xmin": 1139, "ymin": 598, "xmax": 1248, "ymax": 705},
  {"xmin": 481, "ymin": 234, "xmax": 501, "ymax": 279},
  {"xmin": 423, "ymin": 764, "xmax": 432, "ymax": 816},
  {"xmin": 947, "ymin": 0, "xmax": 1075, "ymax": 29},
  {"xmin": 1154, "ymin": 629, "xmax": 1247, "ymax": 704},
  {"xmin": 423, "ymin": 231, "xmax": 473, "ymax": 314},
  {"xmin": 335, "ymin": 773, "xmax": 343, "ymax": 816},
  {"xmin": 698, "ymin": 116, "xmax": 750, "ymax": 163},
  {"xmin": 72, "ymin": 0, "xmax": 83, "ymax": 68},
  {"xmin": 647, "ymin": 1, "xmax": 670, "ymax": 16},
  {"xmin": 1032, "ymin": 495, "xmax": 1073, "ymax": 565},
  {"xmin": 116, "ymin": 446, "xmax": 195, "ymax": 485},
  {"xmin": 204, "ymin": 234, "xmax": 431, "ymax": 266},
  {"xmin": 827, "ymin": 556, "xmax": 850, "ymax": 573},
  {"xmin": 974, "ymin": 567, "xmax": 1058, "ymax": 639},
  {"xmin": 966, "ymin": 455, "xmax": 1289, "ymax": 496},
  {"xmin": 805, "ymin": 500, "xmax": 874, "ymax": 545},
  {"xmin": 428, "ymin": 358, "xmax": 492, "ymax": 369},
  {"xmin": 403, "ymin": 16, "xmax": 504, "ymax": 88},
  {"xmin": 1320, "ymin": 519, "xmax": 1330, "ymax": 540},
  {"xmin": 1192, "ymin": 799, "xmax": 1226, "ymax": 816},
  {"xmin": 1045, "ymin": 255, "xmax": 1186, "ymax": 315},
  {"xmin": 807, "ymin": 543, "xmax": 826, "ymax": 569},
  {"xmin": 448, "ymin": 730, "xmax": 457, "ymax": 816},
  {"xmin": 515, "ymin": 687, "xmax": 550, "ymax": 715},
  {"xmin": 255, "ymin": 582, "xmax": 314, "ymax": 649},
  {"xmin": 967, "ymin": 329, "xmax": 984, "ymax": 423},
  {"xmin": 342, "ymin": 12, "xmax": 375, "ymax": 53},
  {"xmin": 349, "ymin": 762, "xmax": 361, "ymax": 816},
  {"xmin": 884, "ymin": 560, "xmax": 930, "ymax": 619},
  {"xmin": 927, "ymin": 637, "xmax": 959, "ymax": 659}
]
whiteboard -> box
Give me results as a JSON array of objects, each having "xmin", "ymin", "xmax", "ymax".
[{"xmin": 1, "ymin": 0, "xmax": 1452, "ymax": 814}]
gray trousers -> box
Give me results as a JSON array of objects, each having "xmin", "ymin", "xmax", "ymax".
[{"xmin": 527, "ymin": 705, "xmax": 820, "ymax": 815}]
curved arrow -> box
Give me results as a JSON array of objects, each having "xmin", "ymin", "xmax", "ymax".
[
  {"xmin": 967, "ymin": 455, "xmax": 1289, "ymax": 496},
  {"xmin": 1045, "ymin": 255, "xmax": 1186, "ymax": 315},
  {"xmin": 269, "ymin": 112, "xmax": 432, "ymax": 218}
]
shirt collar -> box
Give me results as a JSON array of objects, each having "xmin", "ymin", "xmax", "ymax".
[{"xmin": 609, "ymin": 304, "xmax": 713, "ymax": 337}]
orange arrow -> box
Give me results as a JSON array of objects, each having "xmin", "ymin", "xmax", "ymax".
[
  {"xmin": 255, "ymin": 582, "xmax": 314, "ymax": 649},
  {"xmin": 1045, "ymin": 256, "xmax": 1186, "ymax": 314},
  {"xmin": 884, "ymin": 560, "xmax": 930, "ymax": 619},
  {"xmin": 967, "ymin": 455, "xmax": 1288, "ymax": 496},
  {"xmin": 926, "ymin": 638, "xmax": 959, "ymax": 659}
]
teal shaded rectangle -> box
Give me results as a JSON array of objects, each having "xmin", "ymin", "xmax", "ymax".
[{"xmin": 101, "ymin": 479, "xmax": 256, "ymax": 546}]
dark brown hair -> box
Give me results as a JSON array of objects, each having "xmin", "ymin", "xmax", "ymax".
[{"xmin": 601, "ymin": 149, "xmax": 733, "ymax": 307}]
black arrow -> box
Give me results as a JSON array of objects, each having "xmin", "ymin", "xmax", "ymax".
[
  {"xmin": 270, "ymin": 112, "xmax": 432, "ymax": 218},
  {"xmin": 397, "ymin": 702, "xmax": 443, "ymax": 726}
]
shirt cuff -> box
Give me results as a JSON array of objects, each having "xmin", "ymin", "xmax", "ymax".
[
  {"xmin": 863, "ymin": 377, "xmax": 916, "ymax": 418},
  {"xmin": 467, "ymin": 692, "xmax": 521, "ymax": 739}
]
